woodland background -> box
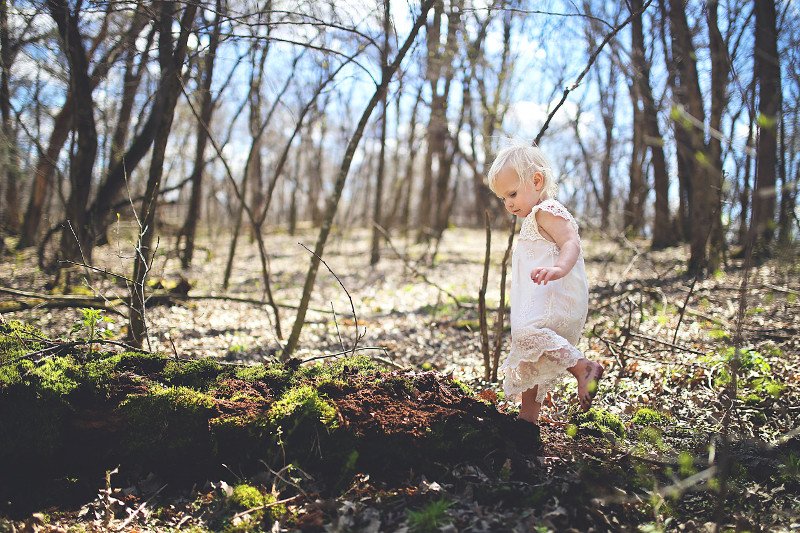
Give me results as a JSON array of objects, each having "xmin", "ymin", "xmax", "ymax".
[{"xmin": 0, "ymin": 0, "xmax": 798, "ymax": 531}]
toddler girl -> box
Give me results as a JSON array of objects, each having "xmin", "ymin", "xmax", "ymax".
[{"xmin": 487, "ymin": 144, "xmax": 603, "ymax": 425}]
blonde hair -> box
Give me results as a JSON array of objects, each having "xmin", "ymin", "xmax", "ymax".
[{"xmin": 487, "ymin": 143, "xmax": 558, "ymax": 199}]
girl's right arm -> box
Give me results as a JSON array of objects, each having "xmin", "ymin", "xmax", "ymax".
[{"xmin": 529, "ymin": 210, "xmax": 581, "ymax": 285}]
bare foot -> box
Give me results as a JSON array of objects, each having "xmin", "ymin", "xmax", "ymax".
[
  {"xmin": 518, "ymin": 386, "xmax": 541, "ymax": 425},
  {"xmin": 571, "ymin": 359, "xmax": 604, "ymax": 411}
]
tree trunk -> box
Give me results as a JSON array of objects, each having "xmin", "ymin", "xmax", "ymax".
[
  {"xmin": 777, "ymin": 104, "xmax": 795, "ymax": 246},
  {"xmin": 416, "ymin": 0, "xmax": 444, "ymax": 242},
  {"xmin": 47, "ymin": 0, "xmax": 98, "ymax": 263},
  {"xmin": 369, "ymin": 0, "xmax": 391, "ymax": 266},
  {"xmin": 750, "ymin": 0, "xmax": 781, "ymax": 257},
  {"xmin": 598, "ymin": 66, "xmax": 617, "ymax": 230},
  {"xmin": 739, "ymin": 81, "xmax": 756, "ymax": 245},
  {"xmin": 129, "ymin": 0, "xmax": 198, "ymax": 347},
  {"xmin": 631, "ymin": 0, "xmax": 673, "ymax": 249},
  {"xmin": 0, "ymin": 0, "xmax": 20, "ymax": 234},
  {"xmin": 284, "ymin": 0, "xmax": 435, "ymax": 358},
  {"xmin": 625, "ymin": 93, "xmax": 645, "ymax": 234},
  {"xmin": 19, "ymin": 10, "xmax": 147, "ymax": 249},
  {"xmin": 181, "ymin": 0, "xmax": 222, "ymax": 269},
  {"xmin": 667, "ymin": 0, "xmax": 709, "ymax": 275},
  {"xmin": 706, "ymin": 0, "xmax": 730, "ymax": 271}
]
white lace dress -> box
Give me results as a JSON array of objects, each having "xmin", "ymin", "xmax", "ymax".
[{"xmin": 499, "ymin": 199, "xmax": 589, "ymax": 403}]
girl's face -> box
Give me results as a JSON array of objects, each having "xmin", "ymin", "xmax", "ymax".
[{"xmin": 493, "ymin": 166, "xmax": 544, "ymax": 217}]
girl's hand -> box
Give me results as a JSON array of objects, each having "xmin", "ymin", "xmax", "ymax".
[{"xmin": 530, "ymin": 266, "xmax": 566, "ymax": 285}]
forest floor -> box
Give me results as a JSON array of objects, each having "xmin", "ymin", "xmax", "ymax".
[{"xmin": 1, "ymin": 226, "xmax": 799, "ymax": 532}]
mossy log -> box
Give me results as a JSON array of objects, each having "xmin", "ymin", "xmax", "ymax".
[{"xmin": 0, "ymin": 322, "xmax": 539, "ymax": 491}]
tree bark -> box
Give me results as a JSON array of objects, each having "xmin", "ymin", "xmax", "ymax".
[{"xmin": 706, "ymin": 0, "xmax": 730, "ymax": 271}]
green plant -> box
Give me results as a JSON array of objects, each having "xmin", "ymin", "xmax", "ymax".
[
  {"xmin": 407, "ymin": 498, "xmax": 452, "ymax": 533},
  {"xmin": 779, "ymin": 453, "xmax": 800, "ymax": 483},
  {"xmin": 71, "ymin": 308, "xmax": 115, "ymax": 354}
]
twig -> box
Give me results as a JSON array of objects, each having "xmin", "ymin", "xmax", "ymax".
[
  {"xmin": 491, "ymin": 215, "xmax": 516, "ymax": 381},
  {"xmin": 230, "ymin": 495, "xmax": 302, "ymax": 521},
  {"xmin": 592, "ymin": 330, "xmax": 710, "ymax": 367},
  {"xmin": 478, "ymin": 211, "xmax": 492, "ymax": 381},
  {"xmin": 331, "ymin": 302, "xmax": 345, "ymax": 353},
  {"xmin": 298, "ymin": 243, "xmax": 362, "ymax": 356},
  {"xmin": 1, "ymin": 338, "xmax": 150, "ymax": 368},
  {"xmin": 627, "ymin": 331, "xmax": 707, "ymax": 356},
  {"xmin": 300, "ymin": 346, "xmax": 401, "ymax": 368}
]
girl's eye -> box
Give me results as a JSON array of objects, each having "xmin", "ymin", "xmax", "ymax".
[{"xmin": 510, "ymin": 192, "xmax": 516, "ymax": 198}]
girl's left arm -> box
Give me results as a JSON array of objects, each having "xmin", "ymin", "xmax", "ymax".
[{"xmin": 530, "ymin": 211, "xmax": 581, "ymax": 285}]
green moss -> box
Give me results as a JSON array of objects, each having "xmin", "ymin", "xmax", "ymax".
[
  {"xmin": 678, "ymin": 451, "xmax": 697, "ymax": 477},
  {"xmin": 30, "ymin": 356, "xmax": 81, "ymax": 397},
  {"xmin": 381, "ymin": 375, "xmax": 416, "ymax": 396},
  {"xmin": 224, "ymin": 484, "xmax": 285, "ymax": 530},
  {"xmin": 636, "ymin": 426, "xmax": 667, "ymax": 452},
  {"xmin": 0, "ymin": 359, "xmax": 34, "ymax": 387},
  {"xmin": 230, "ymin": 484, "xmax": 265, "ymax": 509},
  {"xmin": 269, "ymin": 385, "xmax": 338, "ymax": 431},
  {"xmin": 164, "ymin": 358, "xmax": 223, "ymax": 389},
  {"xmin": 234, "ymin": 362, "xmax": 292, "ymax": 394},
  {"xmin": 631, "ymin": 408, "xmax": 671, "ymax": 427},
  {"xmin": 572, "ymin": 408, "xmax": 625, "ymax": 439},
  {"xmin": 0, "ymin": 320, "xmax": 45, "ymax": 362},
  {"xmin": 115, "ymin": 351, "xmax": 168, "ymax": 374},
  {"xmin": 120, "ymin": 386, "xmax": 216, "ymax": 462},
  {"xmin": 296, "ymin": 355, "xmax": 381, "ymax": 385}
]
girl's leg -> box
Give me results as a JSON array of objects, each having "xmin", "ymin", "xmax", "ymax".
[
  {"xmin": 567, "ymin": 358, "xmax": 604, "ymax": 411},
  {"xmin": 518, "ymin": 385, "xmax": 541, "ymax": 424}
]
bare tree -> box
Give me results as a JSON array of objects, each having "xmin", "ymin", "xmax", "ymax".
[
  {"xmin": 750, "ymin": 0, "xmax": 781, "ymax": 257},
  {"xmin": 667, "ymin": 0, "xmax": 711, "ymax": 274},
  {"xmin": 284, "ymin": 0, "xmax": 436, "ymax": 358},
  {"xmin": 129, "ymin": 0, "xmax": 199, "ymax": 347},
  {"xmin": 369, "ymin": 0, "xmax": 392, "ymax": 266},
  {"xmin": 0, "ymin": 0, "xmax": 20, "ymax": 234},
  {"xmin": 47, "ymin": 0, "xmax": 99, "ymax": 264},
  {"xmin": 630, "ymin": 0, "xmax": 673, "ymax": 249},
  {"xmin": 181, "ymin": 0, "xmax": 224, "ymax": 269}
]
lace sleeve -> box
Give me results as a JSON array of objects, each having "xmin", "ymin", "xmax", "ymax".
[{"xmin": 535, "ymin": 199, "xmax": 579, "ymax": 234}]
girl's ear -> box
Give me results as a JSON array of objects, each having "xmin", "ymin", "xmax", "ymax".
[{"xmin": 532, "ymin": 172, "xmax": 544, "ymax": 191}]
